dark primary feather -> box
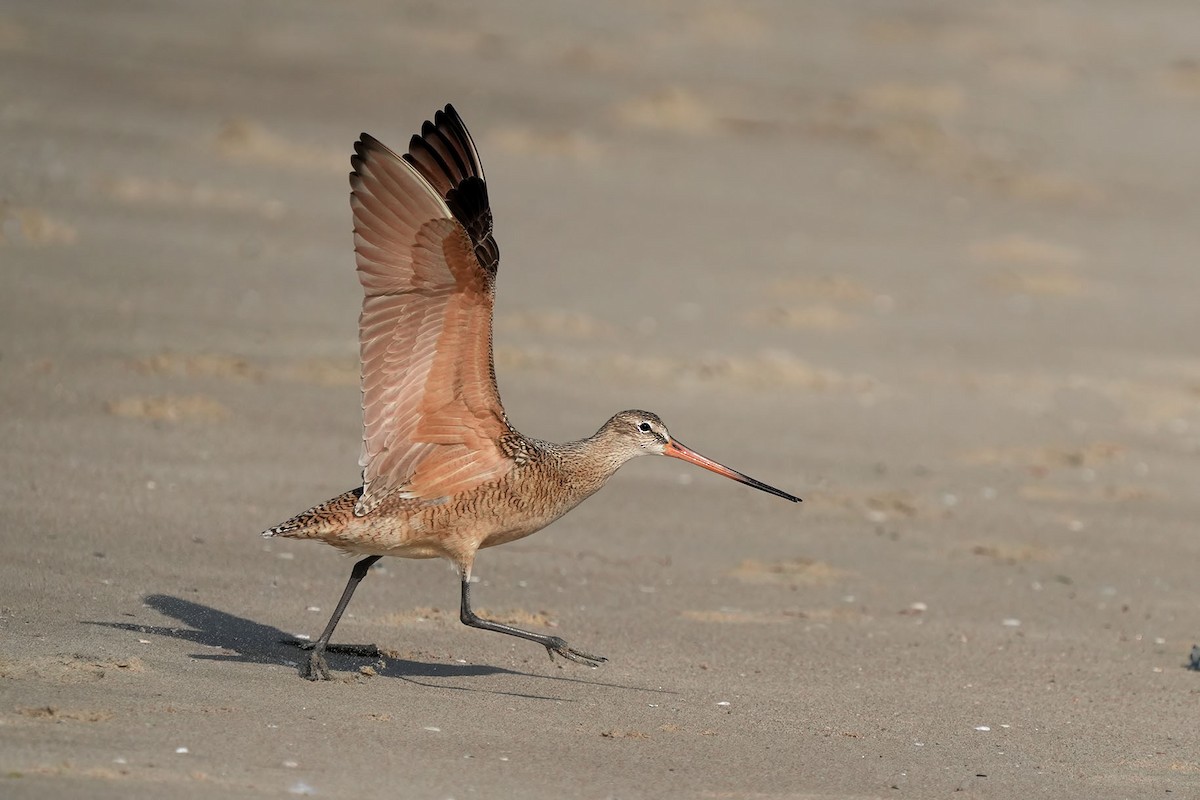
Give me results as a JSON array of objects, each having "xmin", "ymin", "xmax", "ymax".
[{"xmin": 403, "ymin": 104, "xmax": 499, "ymax": 275}]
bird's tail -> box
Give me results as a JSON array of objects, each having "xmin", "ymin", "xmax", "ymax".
[{"xmin": 261, "ymin": 488, "xmax": 363, "ymax": 539}]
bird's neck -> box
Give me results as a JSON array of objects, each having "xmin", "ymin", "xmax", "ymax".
[{"xmin": 540, "ymin": 427, "xmax": 636, "ymax": 498}]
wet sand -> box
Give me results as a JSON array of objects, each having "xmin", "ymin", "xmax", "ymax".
[{"xmin": 2, "ymin": 1, "xmax": 1200, "ymax": 797}]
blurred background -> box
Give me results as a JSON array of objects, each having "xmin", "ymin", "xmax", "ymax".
[{"xmin": 2, "ymin": 1, "xmax": 1199, "ymax": 796}]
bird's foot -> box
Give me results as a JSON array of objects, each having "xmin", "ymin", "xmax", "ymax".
[
  {"xmin": 282, "ymin": 639, "xmax": 380, "ymax": 680},
  {"xmin": 543, "ymin": 636, "xmax": 606, "ymax": 667},
  {"xmin": 300, "ymin": 650, "xmax": 332, "ymax": 681}
]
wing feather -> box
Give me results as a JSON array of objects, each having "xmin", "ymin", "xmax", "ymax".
[
  {"xmin": 402, "ymin": 105, "xmax": 499, "ymax": 274},
  {"xmin": 350, "ymin": 109, "xmax": 511, "ymax": 515}
]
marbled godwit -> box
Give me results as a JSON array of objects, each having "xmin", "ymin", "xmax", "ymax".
[{"xmin": 263, "ymin": 105, "xmax": 801, "ymax": 680}]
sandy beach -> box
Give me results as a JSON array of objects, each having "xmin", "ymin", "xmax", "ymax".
[{"xmin": 3, "ymin": 1, "xmax": 1200, "ymax": 797}]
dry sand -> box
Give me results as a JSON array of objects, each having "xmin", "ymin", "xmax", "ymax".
[{"xmin": 3, "ymin": 1, "xmax": 1200, "ymax": 797}]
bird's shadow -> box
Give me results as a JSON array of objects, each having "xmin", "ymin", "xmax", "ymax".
[{"xmin": 87, "ymin": 594, "xmax": 673, "ymax": 700}]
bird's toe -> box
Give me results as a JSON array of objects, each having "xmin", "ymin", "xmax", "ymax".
[{"xmin": 544, "ymin": 637, "xmax": 606, "ymax": 667}]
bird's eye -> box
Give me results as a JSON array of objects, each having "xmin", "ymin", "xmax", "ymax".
[{"xmin": 637, "ymin": 422, "xmax": 652, "ymax": 433}]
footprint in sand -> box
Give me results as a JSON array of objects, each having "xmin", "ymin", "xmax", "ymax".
[
  {"xmin": 0, "ymin": 205, "xmax": 77, "ymax": 246},
  {"xmin": 212, "ymin": 118, "xmax": 343, "ymax": 172},
  {"xmin": 1154, "ymin": 59, "xmax": 1200, "ymax": 99},
  {"xmin": 496, "ymin": 310, "xmax": 613, "ymax": 338},
  {"xmin": 495, "ymin": 345, "xmax": 879, "ymax": 394},
  {"xmin": 106, "ymin": 394, "xmax": 228, "ymax": 422},
  {"xmin": 683, "ymin": 7, "xmax": 768, "ymax": 48},
  {"xmin": 97, "ymin": 175, "xmax": 286, "ymax": 220},
  {"xmin": 16, "ymin": 706, "xmax": 114, "ymax": 722},
  {"xmin": 490, "ymin": 127, "xmax": 602, "ymax": 162},
  {"xmin": 129, "ymin": 351, "xmax": 359, "ymax": 387},
  {"xmin": 730, "ymin": 557, "xmax": 854, "ymax": 587},
  {"xmin": 0, "ymin": 655, "xmax": 144, "ymax": 684},
  {"xmin": 959, "ymin": 441, "xmax": 1123, "ymax": 470},
  {"xmin": 613, "ymin": 88, "xmax": 720, "ymax": 135},
  {"xmin": 748, "ymin": 274, "xmax": 891, "ymax": 332},
  {"xmin": 1018, "ymin": 484, "xmax": 1164, "ymax": 505},
  {"xmin": 812, "ymin": 83, "xmax": 1104, "ymax": 205},
  {"xmin": 968, "ymin": 234, "xmax": 1090, "ymax": 297},
  {"xmin": 679, "ymin": 609, "xmax": 786, "ymax": 624},
  {"xmin": 130, "ymin": 352, "xmax": 264, "ymax": 381},
  {"xmin": 969, "ymin": 542, "xmax": 1056, "ymax": 565}
]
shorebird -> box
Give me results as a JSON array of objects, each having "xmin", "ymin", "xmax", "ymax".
[{"xmin": 263, "ymin": 104, "xmax": 801, "ymax": 680}]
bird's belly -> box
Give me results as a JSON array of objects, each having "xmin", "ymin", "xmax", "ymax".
[
  {"xmin": 479, "ymin": 525, "xmax": 541, "ymax": 550},
  {"xmin": 319, "ymin": 479, "xmax": 584, "ymax": 559},
  {"xmin": 314, "ymin": 507, "xmax": 451, "ymax": 560},
  {"xmin": 326, "ymin": 530, "xmax": 445, "ymax": 559}
]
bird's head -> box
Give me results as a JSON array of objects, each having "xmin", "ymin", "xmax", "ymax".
[{"xmin": 597, "ymin": 410, "xmax": 801, "ymax": 503}]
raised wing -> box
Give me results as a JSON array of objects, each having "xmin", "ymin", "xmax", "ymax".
[{"xmin": 351, "ymin": 107, "xmax": 511, "ymax": 516}]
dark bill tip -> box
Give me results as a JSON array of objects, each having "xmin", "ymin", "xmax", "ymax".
[{"xmin": 665, "ymin": 439, "xmax": 802, "ymax": 504}]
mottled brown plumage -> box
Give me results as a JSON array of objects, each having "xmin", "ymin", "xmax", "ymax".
[
  {"xmin": 263, "ymin": 105, "xmax": 800, "ymax": 680},
  {"xmin": 270, "ymin": 416, "xmax": 665, "ymax": 565}
]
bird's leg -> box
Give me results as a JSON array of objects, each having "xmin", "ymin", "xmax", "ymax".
[
  {"xmin": 297, "ymin": 555, "xmax": 381, "ymax": 680},
  {"xmin": 458, "ymin": 571, "xmax": 606, "ymax": 667}
]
